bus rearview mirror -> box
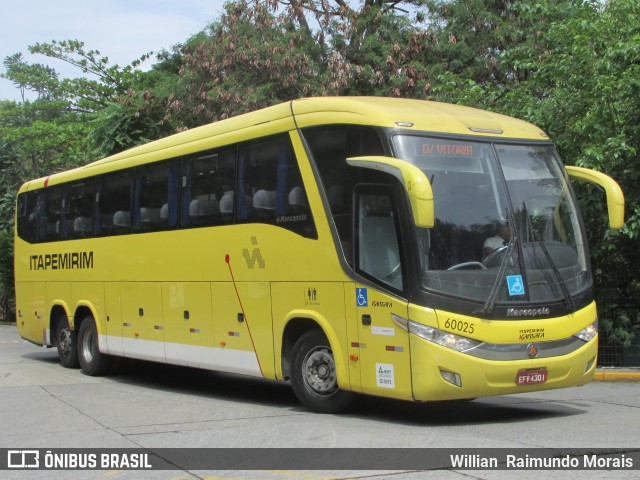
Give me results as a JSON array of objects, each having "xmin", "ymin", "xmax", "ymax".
[
  {"xmin": 347, "ymin": 156, "xmax": 435, "ymax": 228},
  {"xmin": 566, "ymin": 166, "xmax": 625, "ymax": 230}
]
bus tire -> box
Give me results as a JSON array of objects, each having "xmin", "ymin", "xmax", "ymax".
[
  {"xmin": 54, "ymin": 314, "xmax": 79, "ymax": 369},
  {"xmin": 78, "ymin": 316, "xmax": 112, "ymax": 376},
  {"xmin": 290, "ymin": 329, "xmax": 355, "ymax": 414}
]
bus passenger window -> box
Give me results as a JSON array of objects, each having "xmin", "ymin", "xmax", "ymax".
[
  {"xmin": 41, "ymin": 187, "xmax": 64, "ymax": 242},
  {"xmin": 96, "ymin": 171, "xmax": 132, "ymax": 236},
  {"xmin": 16, "ymin": 192, "xmax": 38, "ymax": 243},
  {"xmin": 238, "ymin": 139, "xmax": 278, "ymax": 222},
  {"xmin": 134, "ymin": 160, "xmax": 179, "ymax": 232},
  {"xmin": 67, "ymin": 180, "xmax": 95, "ymax": 239},
  {"xmin": 181, "ymin": 148, "xmax": 235, "ymax": 227},
  {"xmin": 238, "ymin": 134, "xmax": 316, "ymax": 238}
]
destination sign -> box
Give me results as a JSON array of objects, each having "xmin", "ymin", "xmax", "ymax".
[{"xmin": 422, "ymin": 143, "xmax": 474, "ymax": 156}]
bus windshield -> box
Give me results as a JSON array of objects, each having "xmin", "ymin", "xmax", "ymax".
[{"xmin": 393, "ymin": 135, "xmax": 590, "ymax": 306}]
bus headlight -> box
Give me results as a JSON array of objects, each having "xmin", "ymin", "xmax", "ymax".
[
  {"xmin": 408, "ymin": 321, "xmax": 482, "ymax": 352},
  {"xmin": 574, "ymin": 321, "xmax": 598, "ymax": 342}
]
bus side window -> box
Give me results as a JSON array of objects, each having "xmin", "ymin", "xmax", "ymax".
[
  {"xmin": 68, "ymin": 179, "xmax": 95, "ymax": 239},
  {"xmin": 134, "ymin": 160, "xmax": 179, "ymax": 232},
  {"xmin": 96, "ymin": 171, "xmax": 132, "ymax": 236},
  {"xmin": 301, "ymin": 125, "xmax": 386, "ymax": 260},
  {"xmin": 16, "ymin": 191, "xmax": 38, "ymax": 243},
  {"xmin": 41, "ymin": 186, "xmax": 64, "ymax": 242},
  {"xmin": 355, "ymin": 186, "xmax": 404, "ymax": 291},
  {"xmin": 238, "ymin": 139, "xmax": 277, "ymax": 222},
  {"xmin": 238, "ymin": 134, "xmax": 316, "ymax": 238},
  {"xmin": 181, "ymin": 148, "xmax": 235, "ymax": 228}
]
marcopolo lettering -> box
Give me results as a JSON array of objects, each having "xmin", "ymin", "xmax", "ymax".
[
  {"xmin": 507, "ymin": 307, "xmax": 551, "ymax": 318},
  {"xmin": 29, "ymin": 251, "xmax": 94, "ymax": 271}
]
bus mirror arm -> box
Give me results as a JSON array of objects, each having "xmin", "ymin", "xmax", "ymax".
[
  {"xmin": 347, "ymin": 156, "xmax": 435, "ymax": 228},
  {"xmin": 566, "ymin": 166, "xmax": 625, "ymax": 230}
]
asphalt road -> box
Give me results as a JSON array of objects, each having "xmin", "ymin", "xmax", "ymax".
[{"xmin": 1, "ymin": 324, "xmax": 639, "ymax": 480}]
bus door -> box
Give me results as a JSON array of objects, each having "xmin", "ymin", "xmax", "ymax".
[{"xmin": 351, "ymin": 185, "xmax": 413, "ymax": 400}]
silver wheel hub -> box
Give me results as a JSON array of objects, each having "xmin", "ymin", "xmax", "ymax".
[
  {"xmin": 303, "ymin": 348, "xmax": 337, "ymax": 395},
  {"xmin": 81, "ymin": 330, "xmax": 95, "ymax": 363}
]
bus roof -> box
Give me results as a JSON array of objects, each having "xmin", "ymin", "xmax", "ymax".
[
  {"xmin": 290, "ymin": 97, "xmax": 548, "ymax": 141},
  {"xmin": 19, "ymin": 97, "xmax": 549, "ymax": 192}
]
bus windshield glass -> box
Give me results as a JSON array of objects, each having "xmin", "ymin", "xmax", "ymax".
[{"xmin": 393, "ymin": 135, "xmax": 590, "ymax": 305}]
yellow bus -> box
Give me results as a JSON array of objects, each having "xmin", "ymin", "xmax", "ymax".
[{"xmin": 14, "ymin": 97, "xmax": 624, "ymax": 413}]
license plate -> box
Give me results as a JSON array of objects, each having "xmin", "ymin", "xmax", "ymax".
[{"xmin": 516, "ymin": 368, "xmax": 548, "ymax": 385}]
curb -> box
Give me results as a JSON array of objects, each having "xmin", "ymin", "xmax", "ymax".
[{"xmin": 593, "ymin": 369, "xmax": 640, "ymax": 382}]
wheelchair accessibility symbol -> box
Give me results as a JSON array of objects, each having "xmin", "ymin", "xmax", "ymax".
[
  {"xmin": 506, "ymin": 275, "xmax": 525, "ymax": 296},
  {"xmin": 356, "ymin": 288, "xmax": 368, "ymax": 307}
]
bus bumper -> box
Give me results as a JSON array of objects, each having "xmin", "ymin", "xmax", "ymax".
[{"xmin": 409, "ymin": 334, "xmax": 598, "ymax": 401}]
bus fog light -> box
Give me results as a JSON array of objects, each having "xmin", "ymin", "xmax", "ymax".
[
  {"xmin": 574, "ymin": 321, "xmax": 598, "ymax": 342},
  {"xmin": 440, "ymin": 370, "xmax": 462, "ymax": 387}
]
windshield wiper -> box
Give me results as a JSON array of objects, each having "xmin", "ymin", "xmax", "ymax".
[
  {"xmin": 476, "ymin": 234, "xmax": 517, "ymax": 315},
  {"xmin": 524, "ymin": 204, "xmax": 576, "ymax": 313}
]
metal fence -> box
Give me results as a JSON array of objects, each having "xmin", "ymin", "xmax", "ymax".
[{"xmin": 596, "ymin": 273, "xmax": 640, "ymax": 367}]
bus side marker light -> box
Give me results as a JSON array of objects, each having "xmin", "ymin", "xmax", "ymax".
[
  {"xmin": 134, "ymin": 333, "xmax": 139, "ymax": 338},
  {"xmin": 220, "ymin": 341, "xmax": 227, "ymax": 347},
  {"xmin": 350, "ymin": 354, "xmax": 359, "ymax": 361},
  {"xmin": 385, "ymin": 346, "xmax": 404, "ymax": 352}
]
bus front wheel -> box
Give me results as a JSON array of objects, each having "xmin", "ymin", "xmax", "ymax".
[
  {"xmin": 290, "ymin": 329, "xmax": 355, "ymax": 414},
  {"xmin": 78, "ymin": 316, "xmax": 112, "ymax": 376},
  {"xmin": 54, "ymin": 315, "xmax": 79, "ymax": 369}
]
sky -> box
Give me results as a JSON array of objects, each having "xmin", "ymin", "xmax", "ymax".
[{"xmin": 0, "ymin": 0, "xmax": 228, "ymax": 101}]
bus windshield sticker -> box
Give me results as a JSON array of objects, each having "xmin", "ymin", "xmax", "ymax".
[{"xmin": 506, "ymin": 275, "xmax": 526, "ymax": 296}]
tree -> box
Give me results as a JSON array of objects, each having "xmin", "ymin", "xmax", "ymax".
[
  {"xmin": 159, "ymin": 0, "xmax": 439, "ymax": 128},
  {"xmin": 3, "ymin": 40, "xmax": 152, "ymax": 112},
  {"xmin": 0, "ymin": 230, "xmax": 14, "ymax": 322}
]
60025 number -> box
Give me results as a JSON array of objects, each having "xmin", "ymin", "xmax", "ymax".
[{"xmin": 444, "ymin": 318, "xmax": 475, "ymax": 334}]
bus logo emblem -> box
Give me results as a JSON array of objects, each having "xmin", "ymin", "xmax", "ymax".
[
  {"xmin": 527, "ymin": 343, "xmax": 539, "ymax": 358},
  {"xmin": 7, "ymin": 450, "xmax": 39, "ymax": 468},
  {"xmin": 242, "ymin": 237, "xmax": 265, "ymax": 269}
]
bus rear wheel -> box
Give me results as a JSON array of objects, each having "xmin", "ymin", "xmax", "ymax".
[
  {"xmin": 78, "ymin": 316, "xmax": 112, "ymax": 376},
  {"xmin": 54, "ymin": 315, "xmax": 79, "ymax": 369},
  {"xmin": 290, "ymin": 329, "xmax": 355, "ymax": 414}
]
